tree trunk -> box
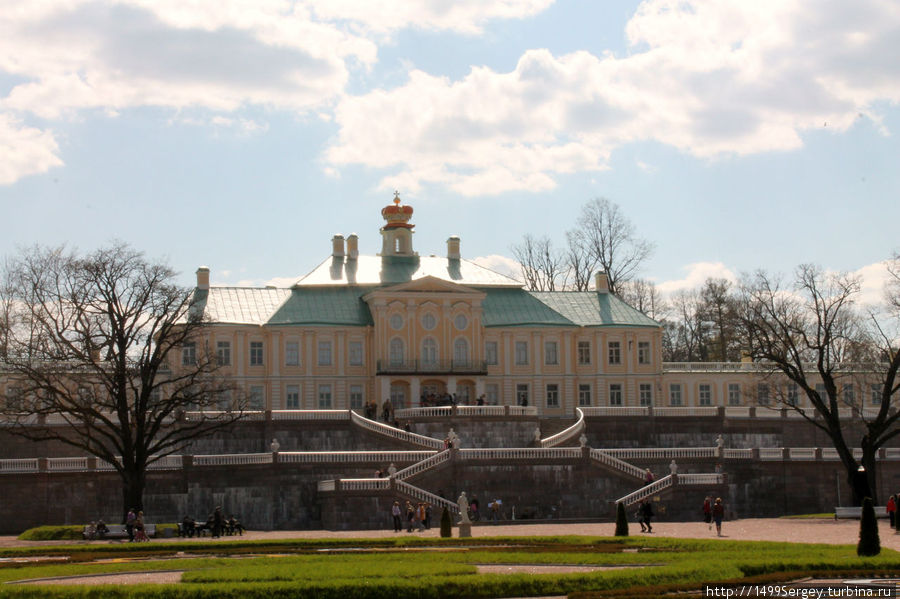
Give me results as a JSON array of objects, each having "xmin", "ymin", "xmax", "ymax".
[{"xmin": 121, "ymin": 469, "xmax": 146, "ymax": 523}]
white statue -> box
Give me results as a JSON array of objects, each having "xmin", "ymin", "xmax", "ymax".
[
  {"xmin": 457, "ymin": 492, "xmax": 471, "ymax": 523},
  {"xmin": 716, "ymin": 434, "xmax": 724, "ymax": 450},
  {"xmin": 387, "ymin": 462, "xmax": 397, "ymax": 477},
  {"xmin": 270, "ymin": 438, "xmax": 280, "ymax": 453},
  {"xmin": 578, "ymin": 432, "xmax": 588, "ymax": 448},
  {"xmin": 448, "ymin": 428, "xmax": 460, "ymax": 449},
  {"xmin": 669, "ymin": 459, "xmax": 678, "ymax": 475},
  {"xmin": 534, "ymin": 427, "xmax": 542, "ymax": 442}
]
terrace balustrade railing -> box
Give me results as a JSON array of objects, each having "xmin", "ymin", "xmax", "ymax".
[
  {"xmin": 279, "ymin": 451, "xmax": 436, "ymax": 465},
  {"xmin": 616, "ymin": 475, "xmax": 674, "ymax": 506},
  {"xmin": 192, "ymin": 453, "xmax": 273, "ymax": 466},
  {"xmin": 349, "ymin": 410, "xmax": 444, "ymax": 450},
  {"xmin": 589, "ymin": 449, "xmax": 646, "ymax": 480},
  {"xmin": 604, "ymin": 447, "xmax": 716, "ymax": 460},
  {"xmin": 394, "ymin": 479, "xmax": 459, "ymax": 513},
  {"xmin": 460, "ymin": 447, "xmax": 582, "ymax": 460},
  {"xmin": 375, "ymin": 359, "xmax": 487, "ymax": 375},
  {"xmin": 541, "ymin": 408, "xmax": 585, "ymax": 448},
  {"xmin": 391, "ymin": 450, "xmax": 451, "ymax": 480}
]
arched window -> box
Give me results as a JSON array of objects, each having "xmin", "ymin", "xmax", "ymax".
[
  {"xmin": 422, "ymin": 337, "xmax": 438, "ymax": 366},
  {"xmin": 453, "ymin": 338, "xmax": 469, "ymax": 366},
  {"xmin": 389, "ymin": 337, "xmax": 405, "ymax": 366}
]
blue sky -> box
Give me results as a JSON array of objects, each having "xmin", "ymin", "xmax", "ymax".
[{"xmin": 1, "ymin": 0, "xmax": 898, "ymax": 302}]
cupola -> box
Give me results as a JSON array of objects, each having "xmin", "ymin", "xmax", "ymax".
[{"xmin": 379, "ymin": 192, "xmax": 417, "ymax": 257}]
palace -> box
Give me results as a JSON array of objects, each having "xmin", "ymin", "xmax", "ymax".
[{"xmin": 191, "ymin": 194, "xmax": 793, "ymax": 415}]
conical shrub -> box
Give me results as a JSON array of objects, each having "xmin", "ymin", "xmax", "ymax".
[
  {"xmin": 615, "ymin": 502, "xmax": 629, "ymax": 537},
  {"xmin": 857, "ymin": 497, "xmax": 881, "ymax": 556},
  {"xmin": 440, "ymin": 506, "xmax": 452, "ymax": 538}
]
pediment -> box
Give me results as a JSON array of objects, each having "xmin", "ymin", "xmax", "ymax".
[{"xmin": 379, "ymin": 276, "xmax": 481, "ymax": 294}]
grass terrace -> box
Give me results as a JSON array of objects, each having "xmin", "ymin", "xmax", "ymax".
[{"xmin": 1, "ymin": 534, "xmax": 899, "ymax": 597}]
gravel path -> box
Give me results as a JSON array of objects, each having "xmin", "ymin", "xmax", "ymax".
[{"xmin": 4, "ymin": 518, "xmax": 896, "ymax": 586}]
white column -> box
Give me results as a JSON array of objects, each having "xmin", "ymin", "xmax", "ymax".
[{"xmin": 410, "ymin": 378, "xmax": 421, "ymax": 406}]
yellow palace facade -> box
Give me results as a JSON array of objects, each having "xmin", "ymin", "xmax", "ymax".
[{"xmin": 188, "ymin": 196, "xmax": 856, "ymax": 416}]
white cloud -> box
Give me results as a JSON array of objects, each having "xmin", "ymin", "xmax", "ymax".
[
  {"xmin": 327, "ymin": 0, "xmax": 900, "ymax": 195},
  {"xmin": 0, "ymin": 1, "xmax": 374, "ymax": 120},
  {"xmin": 656, "ymin": 262, "xmax": 738, "ymax": 296},
  {"xmin": 470, "ymin": 254, "xmax": 523, "ymax": 281},
  {"xmin": 853, "ymin": 261, "xmax": 892, "ymax": 308},
  {"xmin": 0, "ymin": 114, "xmax": 63, "ymax": 185},
  {"xmin": 306, "ymin": 0, "xmax": 554, "ymax": 35}
]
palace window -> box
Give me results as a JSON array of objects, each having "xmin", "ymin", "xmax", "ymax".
[
  {"xmin": 639, "ymin": 383, "xmax": 653, "ymax": 406},
  {"xmin": 485, "ymin": 341, "xmax": 498, "ymax": 365},
  {"xmin": 544, "ymin": 341, "xmax": 558, "ymax": 365},
  {"xmin": 786, "ymin": 384, "xmax": 799, "ymax": 406},
  {"xmin": 285, "ymin": 385, "xmax": 300, "ymax": 409},
  {"xmin": 285, "ymin": 341, "xmax": 299, "ymax": 366},
  {"xmin": 453, "ymin": 338, "xmax": 469, "ymax": 365},
  {"xmin": 516, "ymin": 384, "xmax": 529, "ymax": 406},
  {"xmin": 349, "ymin": 341, "xmax": 363, "ymax": 366},
  {"xmin": 609, "ymin": 383, "xmax": 623, "ymax": 406},
  {"xmin": 317, "ymin": 341, "xmax": 332, "ymax": 366},
  {"xmin": 389, "ymin": 338, "xmax": 405, "ymax": 366},
  {"xmin": 249, "ymin": 385, "xmax": 265, "ymax": 410},
  {"xmin": 872, "ymin": 384, "xmax": 882, "ymax": 405},
  {"xmin": 577, "ymin": 341, "xmax": 591, "ymax": 365},
  {"xmin": 318, "ymin": 384, "xmax": 332, "ymax": 409},
  {"xmin": 216, "ymin": 341, "xmax": 231, "ymax": 366},
  {"xmin": 669, "ymin": 383, "xmax": 682, "ymax": 406},
  {"xmin": 608, "ymin": 341, "xmax": 621, "ymax": 365},
  {"xmin": 728, "ymin": 383, "xmax": 741, "ymax": 406},
  {"xmin": 638, "ymin": 341, "xmax": 651, "ymax": 365},
  {"xmin": 546, "ymin": 384, "xmax": 559, "ymax": 408},
  {"xmin": 182, "ymin": 342, "xmax": 196, "ymax": 366},
  {"xmin": 486, "ymin": 384, "xmax": 499, "ymax": 405},
  {"xmin": 422, "ymin": 338, "xmax": 438, "ymax": 366},
  {"xmin": 815, "ymin": 383, "xmax": 828, "ymax": 402},
  {"xmin": 250, "ymin": 341, "xmax": 264, "ymax": 366},
  {"xmin": 578, "ymin": 384, "xmax": 592, "ymax": 406},
  {"xmin": 699, "ymin": 384, "xmax": 712, "ymax": 406},
  {"xmin": 515, "ymin": 341, "xmax": 528, "ymax": 365},
  {"xmin": 842, "ymin": 384, "xmax": 855, "ymax": 404},
  {"xmin": 757, "ymin": 383, "xmax": 770, "ymax": 405},
  {"xmin": 349, "ymin": 385, "xmax": 364, "ymax": 409}
]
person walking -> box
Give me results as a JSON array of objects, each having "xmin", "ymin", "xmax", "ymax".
[
  {"xmin": 405, "ymin": 501, "xmax": 415, "ymax": 533},
  {"xmin": 212, "ymin": 506, "xmax": 224, "ymax": 538},
  {"xmin": 703, "ymin": 496, "xmax": 713, "ymax": 530},
  {"xmin": 133, "ymin": 511, "xmax": 149, "ymax": 542},
  {"xmin": 713, "ymin": 497, "xmax": 725, "ymax": 536},
  {"xmin": 644, "ymin": 469, "xmax": 654, "ymax": 486},
  {"xmin": 125, "ymin": 508, "xmax": 136, "ymax": 542},
  {"xmin": 887, "ymin": 495, "xmax": 897, "ymax": 529},
  {"xmin": 391, "ymin": 501, "xmax": 402, "ymax": 532},
  {"xmin": 640, "ymin": 499, "xmax": 654, "ymax": 533}
]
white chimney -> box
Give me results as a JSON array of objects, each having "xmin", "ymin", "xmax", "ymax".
[
  {"xmin": 346, "ymin": 233, "xmax": 359, "ymax": 259},
  {"xmin": 331, "ymin": 234, "xmax": 345, "ymax": 258},
  {"xmin": 447, "ymin": 235, "xmax": 460, "ymax": 260},
  {"xmin": 196, "ymin": 266, "xmax": 210, "ymax": 290},
  {"xmin": 595, "ymin": 271, "xmax": 609, "ymax": 294}
]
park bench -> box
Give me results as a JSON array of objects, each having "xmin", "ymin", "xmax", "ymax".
[
  {"xmin": 833, "ymin": 506, "xmax": 888, "ymax": 519},
  {"xmin": 82, "ymin": 523, "xmax": 157, "ymax": 539}
]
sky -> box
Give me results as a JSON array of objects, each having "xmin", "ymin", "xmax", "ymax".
[{"xmin": 1, "ymin": 0, "xmax": 898, "ymax": 305}]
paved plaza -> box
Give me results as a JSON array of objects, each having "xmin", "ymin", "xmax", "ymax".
[{"xmin": 2, "ymin": 518, "xmax": 898, "ymax": 549}]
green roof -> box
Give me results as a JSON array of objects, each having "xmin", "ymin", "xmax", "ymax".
[
  {"xmin": 267, "ymin": 287, "xmax": 375, "ymax": 326},
  {"xmin": 479, "ymin": 289, "xmax": 660, "ymax": 328},
  {"xmin": 481, "ymin": 288, "xmax": 575, "ymax": 327},
  {"xmin": 200, "ymin": 283, "xmax": 660, "ymax": 329}
]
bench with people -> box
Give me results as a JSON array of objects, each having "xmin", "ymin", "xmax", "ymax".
[
  {"xmin": 178, "ymin": 514, "xmax": 244, "ymax": 537},
  {"xmin": 833, "ymin": 506, "xmax": 888, "ymax": 519},
  {"xmin": 82, "ymin": 521, "xmax": 156, "ymax": 540}
]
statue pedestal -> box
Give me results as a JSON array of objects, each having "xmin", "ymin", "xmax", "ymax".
[{"xmin": 458, "ymin": 522, "xmax": 472, "ymax": 538}]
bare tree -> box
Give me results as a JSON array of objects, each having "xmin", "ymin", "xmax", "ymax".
[
  {"xmin": 738, "ymin": 264, "xmax": 900, "ymax": 504},
  {"xmin": 0, "ymin": 242, "xmax": 243, "ymax": 519},
  {"xmin": 511, "ymin": 234, "xmax": 566, "ymax": 291},
  {"xmin": 668, "ymin": 289, "xmax": 708, "ymax": 362},
  {"xmin": 563, "ymin": 229, "xmax": 596, "ymax": 291},
  {"xmin": 620, "ymin": 278, "xmax": 667, "ymax": 320},
  {"xmin": 574, "ymin": 198, "xmax": 653, "ymax": 295},
  {"xmin": 698, "ymin": 278, "xmax": 742, "ymax": 362}
]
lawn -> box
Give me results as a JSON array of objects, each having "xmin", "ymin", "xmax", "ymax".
[{"xmin": 0, "ymin": 535, "xmax": 897, "ymax": 597}]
